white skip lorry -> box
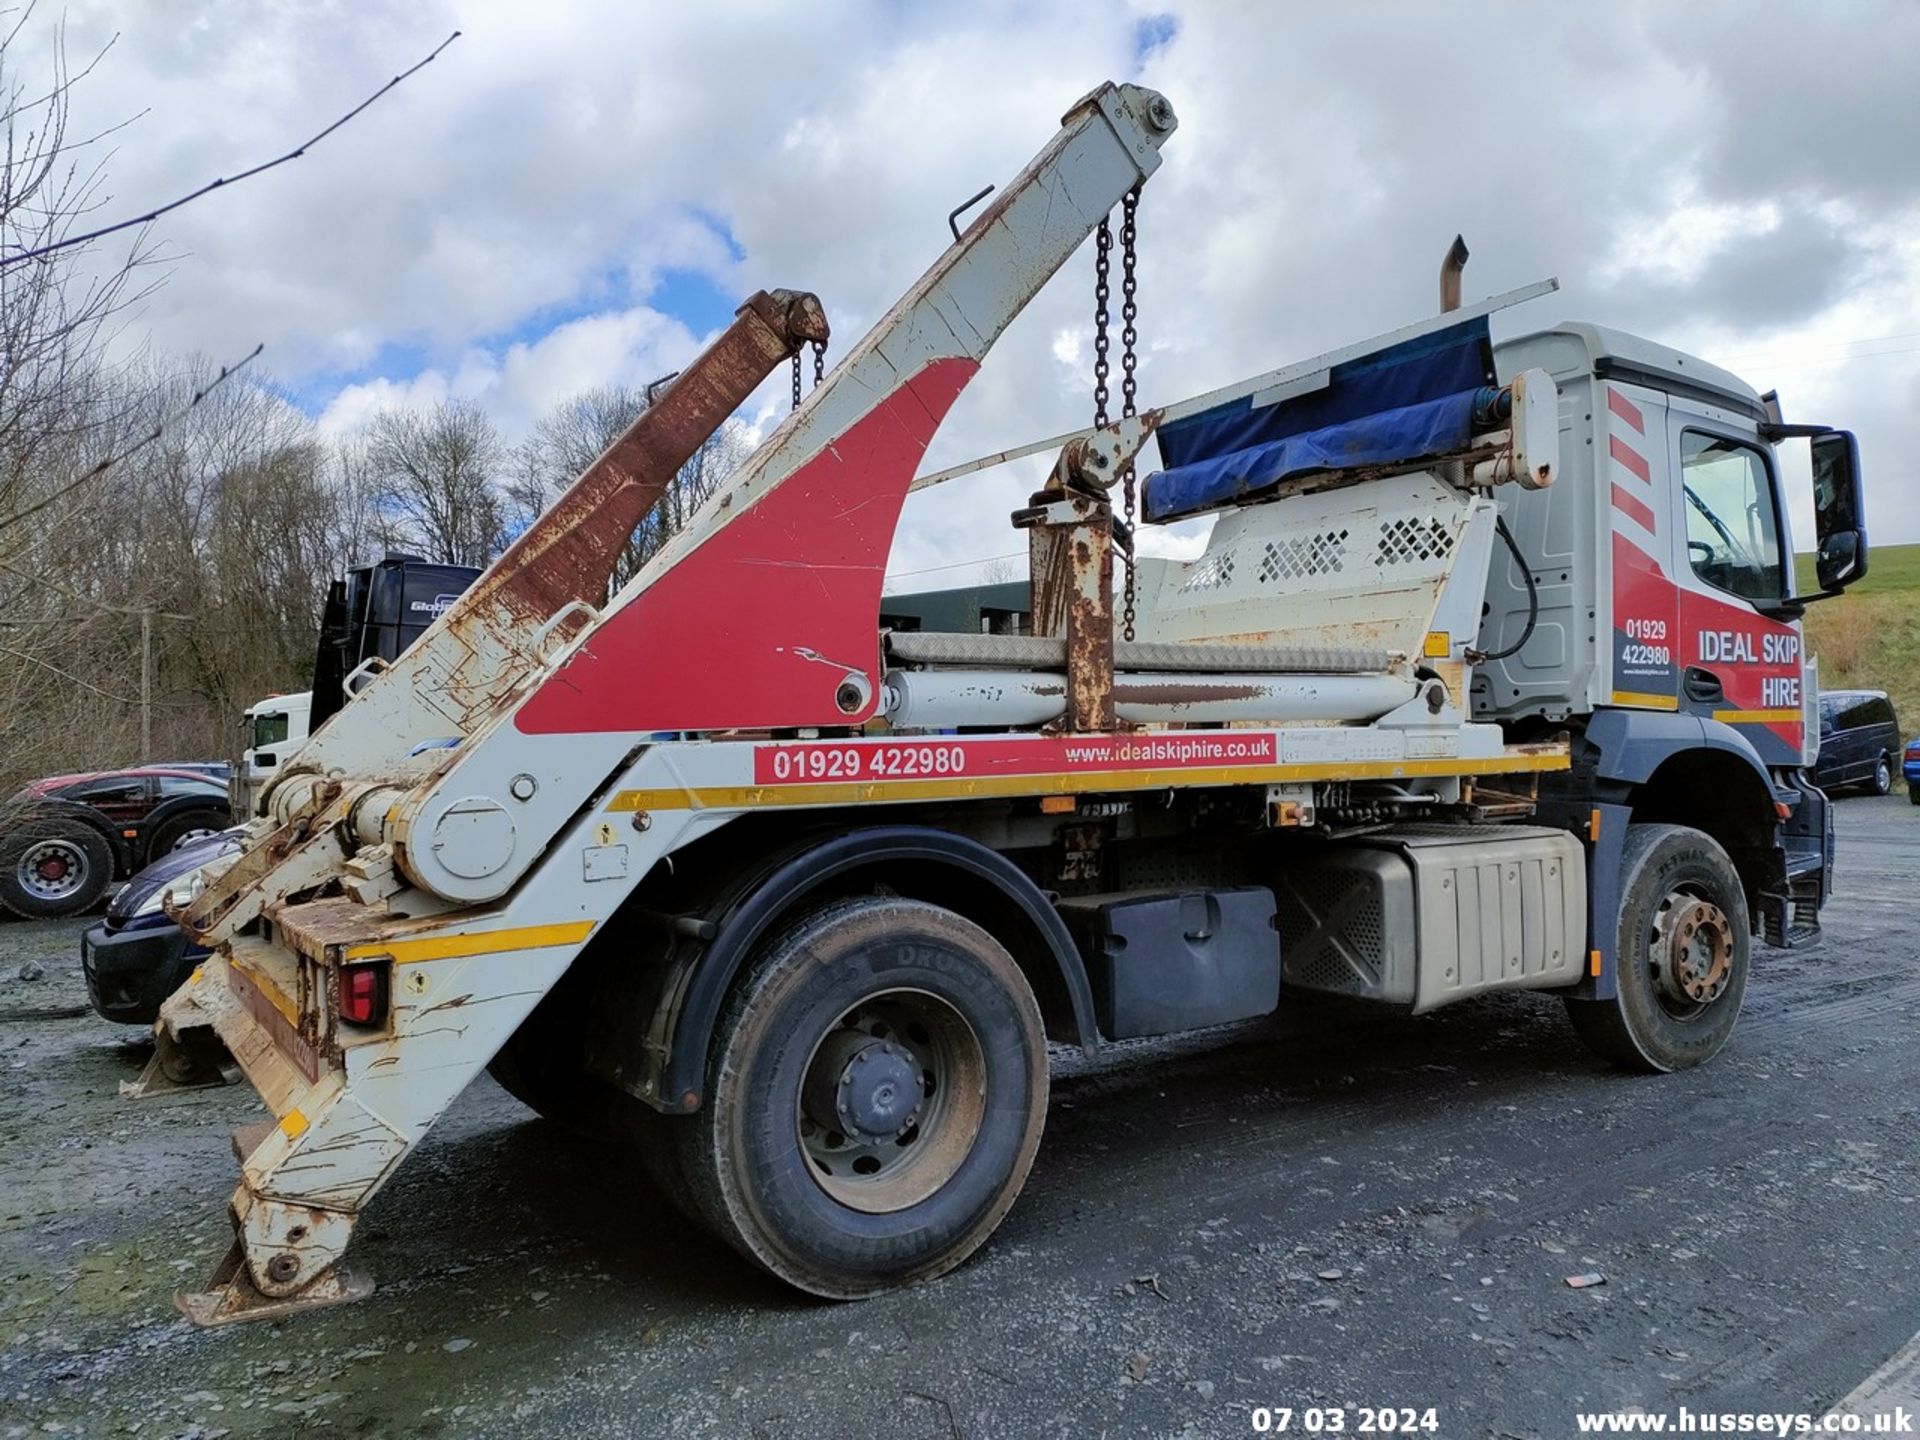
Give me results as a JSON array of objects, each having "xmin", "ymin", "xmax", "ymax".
[{"xmin": 137, "ymin": 82, "xmax": 1869, "ymax": 1322}]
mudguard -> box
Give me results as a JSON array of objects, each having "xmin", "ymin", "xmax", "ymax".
[{"xmin": 591, "ymin": 825, "xmax": 1101, "ymax": 1114}]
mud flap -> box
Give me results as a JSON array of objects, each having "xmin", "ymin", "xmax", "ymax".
[{"xmin": 175, "ymin": 1240, "xmax": 374, "ymax": 1328}]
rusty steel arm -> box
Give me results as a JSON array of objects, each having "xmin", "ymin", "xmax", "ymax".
[
  {"xmin": 254, "ymin": 288, "xmax": 826, "ymax": 811},
  {"xmin": 187, "ymin": 289, "xmax": 826, "ymax": 943},
  {"xmin": 473, "ymin": 289, "xmax": 828, "ymax": 623},
  {"xmin": 1019, "ymin": 413, "xmax": 1163, "ymax": 729}
]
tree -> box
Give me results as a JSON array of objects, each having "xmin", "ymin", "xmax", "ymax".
[
  {"xmin": 0, "ymin": 17, "xmax": 460, "ymax": 791},
  {"xmin": 363, "ymin": 399, "xmax": 506, "ymax": 567}
]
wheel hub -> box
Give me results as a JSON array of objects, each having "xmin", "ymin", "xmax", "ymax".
[
  {"xmin": 20, "ymin": 841, "xmax": 84, "ymax": 899},
  {"xmin": 795, "ymin": 990, "xmax": 987, "ymax": 1215},
  {"xmin": 1651, "ymin": 893, "xmax": 1733, "ymax": 1007},
  {"xmin": 805, "ymin": 1031, "xmax": 923, "ymax": 1141}
]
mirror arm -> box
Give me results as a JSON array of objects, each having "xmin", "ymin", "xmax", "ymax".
[
  {"xmin": 1758, "ymin": 421, "xmax": 1834, "ymax": 442},
  {"xmin": 1793, "ymin": 589, "xmax": 1847, "ymax": 608}
]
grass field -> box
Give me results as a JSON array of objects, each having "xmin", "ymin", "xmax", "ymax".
[{"xmin": 1796, "ymin": 542, "xmax": 1919, "ymax": 754}]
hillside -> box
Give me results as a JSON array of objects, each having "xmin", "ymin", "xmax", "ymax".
[{"xmin": 1796, "ymin": 542, "xmax": 1919, "ymax": 742}]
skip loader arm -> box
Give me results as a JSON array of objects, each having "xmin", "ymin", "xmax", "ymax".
[{"xmin": 144, "ymin": 83, "xmax": 1178, "ymax": 1324}]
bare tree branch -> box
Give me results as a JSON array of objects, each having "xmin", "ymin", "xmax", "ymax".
[
  {"xmin": 0, "ymin": 340, "xmax": 261, "ymax": 536},
  {"xmin": 0, "ymin": 28, "xmax": 461, "ymax": 269}
]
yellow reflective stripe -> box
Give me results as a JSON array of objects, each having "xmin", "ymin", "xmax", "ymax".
[
  {"xmin": 1610, "ymin": 690, "xmax": 1679, "ymax": 711},
  {"xmin": 608, "ymin": 751, "xmax": 1570, "ymax": 813},
  {"xmin": 345, "ymin": 920, "xmax": 595, "ymax": 965},
  {"xmin": 279, "ymin": 1108, "xmax": 310, "ymax": 1140},
  {"xmin": 229, "ymin": 953, "xmax": 298, "ymax": 1025},
  {"xmin": 1713, "ymin": 708, "xmax": 1801, "ymax": 725}
]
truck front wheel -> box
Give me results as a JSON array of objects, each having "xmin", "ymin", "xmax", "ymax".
[
  {"xmin": 1564, "ymin": 823, "xmax": 1750, "ymax": 1074},
  {"xmin": 677, "ymin": 897, "xmax": 1048, "ymax": 1298}
]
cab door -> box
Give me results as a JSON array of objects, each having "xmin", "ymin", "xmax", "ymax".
[{"xmin": 1662, "ymin": 398, "xmax": 1803, "ymax": 765}]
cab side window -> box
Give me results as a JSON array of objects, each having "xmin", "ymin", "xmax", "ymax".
[{"xmin": 1681, "ymin": 433, "xmax": 1783, "ymax": 604}]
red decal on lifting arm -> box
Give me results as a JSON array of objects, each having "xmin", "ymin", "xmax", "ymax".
[
  {"xmin": 514, "ymin": 358, "xmax": 978, "ymax": 736},
  {"xmin": 1606, "ymin": 387, "xmax": 1646, "ymax": 434},
  {"xmin": 1609, "ymin": 434, "xmax": 1651, "ymax": 484},
  {"xmin": 1610, "ymin": 482, "xmax": 1658, "ymax": 535}
]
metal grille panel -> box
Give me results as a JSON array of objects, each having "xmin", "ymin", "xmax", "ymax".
[
  {"xmin": 1258, "ymin": 530, "xmax": 1349, "ymax": 583},
  {"xmin": 1180, "ymin": 550, "xmax": 1236, "ymax": 592},
  {"xmin": 1375, "ymin": 516, "xmax": 1456, "ymax": 567}
]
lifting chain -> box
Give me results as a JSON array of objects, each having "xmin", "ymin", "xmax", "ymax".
[
  {"xmin": 1118, "ymin": 182, "xmax": 1140, "ymax": 643},
  {"xmin": 1093, "ymin": 185, "xmax": 1143, "ymax": 640},
  {"xmin": 790, "ymin": 339, "xmax": 828, "ymax": 413},
  {"xmin": 1092, "ymin": 215, "xmax": 1112, "ymax": 428}
]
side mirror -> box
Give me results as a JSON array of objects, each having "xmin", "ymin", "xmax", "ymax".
[{"xmin": 1810, "ymin": 430, "xmax": 1867, "ymax": 592}]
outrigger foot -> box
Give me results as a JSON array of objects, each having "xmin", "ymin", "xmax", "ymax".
[
  {"xmin": 122, "ymin": 1021, "xmax": 236, "ymax": 1098},
  {"xmin": 175, "ymin": 1241, "xmax": 374, "ymax": 1328}
]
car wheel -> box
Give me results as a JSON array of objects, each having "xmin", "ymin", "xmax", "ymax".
[
  {"xmin": 1869, "ymin": 755, "xmax": 1893, "ymax": 796},
  {"xmin": 146, "ymin": 809, "xmax": 230, "ymax": 863},
  {"xmin": 0, "ymin": 821, "xmax": 115, "ymax": 919},
  {"xmin": 1564, "ymin": 823, "xmax": 1750, "ymax": 1074},
  {"xmin": 668, "ymin": 897, "xmax": 1048, "ymax": 1298}
]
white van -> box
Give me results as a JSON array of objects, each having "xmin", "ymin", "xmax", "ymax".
[{"xmin": 239, "ymin": 691, "xmax": 311, "ymax": 812}]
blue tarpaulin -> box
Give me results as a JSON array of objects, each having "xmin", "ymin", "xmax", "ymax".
[{"xmin": 1144, "ymin": 316, "xmax": 1496, "ymax": 524}]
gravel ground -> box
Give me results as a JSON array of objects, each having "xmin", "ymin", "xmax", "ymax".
[{"xmin": 1, "ymin": 796, "xmax": 1916, "ymax": 1439}]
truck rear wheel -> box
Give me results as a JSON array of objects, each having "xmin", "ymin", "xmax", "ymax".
[
  {"xmin": 676, "ymin": 897, "xmax": 1047, "ymax": 1298},
  {"xmin": 0, "ymin": 820, "xmax": 114, "ymax": 919},
  {"xmin": 1564, "ymin": 823, "xmax": 1749, "ymax": 1073}
]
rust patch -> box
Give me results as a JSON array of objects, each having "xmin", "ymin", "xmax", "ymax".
[
  {"xmin": 227, "ymin": 961, "xmax": 320, "ymax": 1083},
  {"xmin": 267, "ymin": 894, "xmax": 478, "ymax": 964},
  {"xmin": 1112, "ymin": 681, "xmax": 1264, "ymax": 705}
]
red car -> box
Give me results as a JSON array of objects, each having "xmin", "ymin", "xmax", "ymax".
[{"xmin": 0, "ymin": 766, "xmax": 232, "ymax": 919}]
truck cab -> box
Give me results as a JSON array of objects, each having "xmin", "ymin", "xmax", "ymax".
[
  {"xmin": 238, "ymin": 690, "xmax": 311, "ymax": 808},
  {"xmin": 1479, "ymin": 323, "xmax": 1865, "ymax": 944}
]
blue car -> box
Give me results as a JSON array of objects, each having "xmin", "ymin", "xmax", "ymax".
[
  {"xmin": 1906, "ymin": 736, "xmax": 1920, "ymax": 806},
  {"xmin": 81, "ymin": 829, "xmax": 243, "ymax": 1025}
]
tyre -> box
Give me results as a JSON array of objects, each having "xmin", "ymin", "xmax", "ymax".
[
  {"xmin": 487, "ymin": 1026, "xmax": 581, "ymax": 1123},
  {"xmin": 146, "ymin": 808, "xmax": 229, "ymax": 864},
  {"xmin": 485, "ymin": 972, "xmax": 622, "ymax": 1140},
  {"xmin": 672, "ymin": 897, "xmax": 1047, "ymax": 1298},
  {"xmin": 1868, "ymin": 755, "xmax": 1893, "ymax": 797},
  {"xmin": 1908, "ymin": 784, "xmax": 1919, "ymax": 807},
  {"xmin": 1564, "ymin": 823, "xmax": 1749, "ymax": 1073},
  {"xmin": 0, "ymin": 820, "xmax": 115, "ymax": 919}
]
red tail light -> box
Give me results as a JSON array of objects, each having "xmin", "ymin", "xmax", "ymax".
[{"xmin": 338, "ymin": 963, "xmax": 388, "ymax": 1027}]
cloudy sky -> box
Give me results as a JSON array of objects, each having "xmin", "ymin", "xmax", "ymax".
[{"xmin": 32, "ymin": 1, "xmax": 1920, "ymax": 583}]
